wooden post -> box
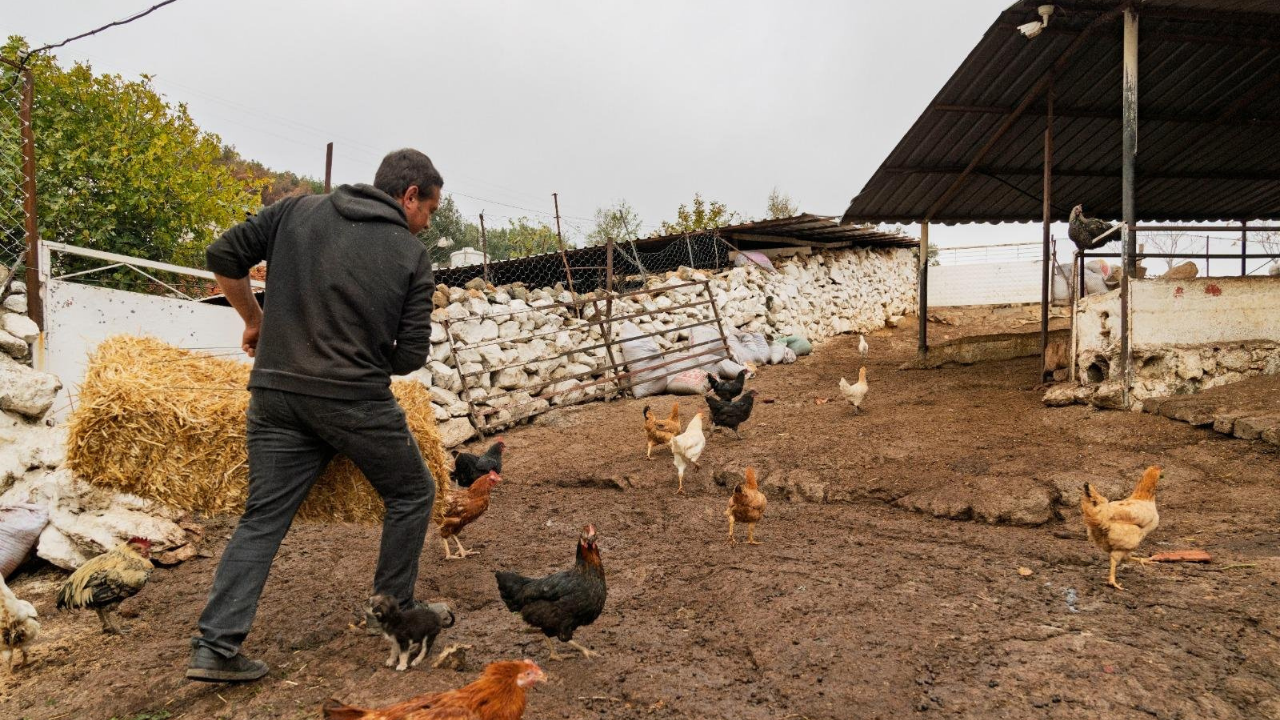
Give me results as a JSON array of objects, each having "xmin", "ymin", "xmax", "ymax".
[
  {"xmin": 20, "ymin": 67, "xmax": 42, "ymax": 331},
  {"xmin": 1120, "ymin": 6, "xmax": 1139, "ymax": 407},
  {"xmin": 1041, "ymin": 86, "xmax": 1054, "ymax": 379},
  {"xmin": 705, "ymin": 279, "xmax": 731, "ymax": 359},
  {"xmin": 605, "ymin": 238, "xmax": 615, "ymax": 293},
  {"xmin": 479, "ymin": 212, "xmax": 490, "ymax": 284},
  {"xmin": 918, "ymin": 221, "xmax": 929, "ymax": 356},
  {"xmin": 324, "ymin": 142, "xmax": 333, "ymax": 193},
  {"xmin": 552, "ymin": 192, "xmax": 575, "ymax": 296}
]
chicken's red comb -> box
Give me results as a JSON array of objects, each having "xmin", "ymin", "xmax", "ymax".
[{"xmin": 127, "ymin": 536, "xmax": 152, "ymax": 547}]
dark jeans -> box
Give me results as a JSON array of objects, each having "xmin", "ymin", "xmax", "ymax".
[{"xmin": 194, "ymin": 388, "xmax": 434, "ymax": 658}]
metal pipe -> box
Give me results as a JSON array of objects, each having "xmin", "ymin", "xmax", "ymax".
[
  {"xmin": 1136, "ymin": 225, "xmax": 1280, "ymax": 232},
  {"xmin": 479, "ymin": 212, "xmax": 489, "ymax": 284},
  {"xmin": 1041, "ymin": 86, "xmax": 1053, "ymax": 379},
  {"xmin": 552, "ymin": 192, "xmax": 576, "ymax": 297},
  {"xmin": 1120, "ymin": 6, "xmax": 1139, "ymax": 408},
  {"xmin": 1079, "ymin": 252, "xmax": 1280, "ymax": 260},
  {"xmin": 1241, "ymin": 221, "xmax": 1248, "ymax": 276},
  {"xmin": 918, "ymin": 221, "xmax": 929, "ymax": 356}
]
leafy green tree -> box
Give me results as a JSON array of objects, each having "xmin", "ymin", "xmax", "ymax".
[
  {"xmin": 587, "ymin": 199, "xmax": 643, "ymax": 246},
  {"xmin": 418, "ymin": 194, "xmax": 481, "ymax": 266},
  {"xmin": 2, "ymin": 37, "xmax": 263, "ymax": 274},
  {"xmin": 765, "ymin": 187, "xmax": 798, "ymax": 219},
  {"xmin": 485, "ymin": 217, "xmax": 560, "ymax": 260},
  {"xmin": 656, "ymin": 193, "xmax": 742, "ymax": 235}
]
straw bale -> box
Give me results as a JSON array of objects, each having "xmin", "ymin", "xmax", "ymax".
[{"xmin": 65, "ymin": 336, "xmax": 450, "ymax": 524}]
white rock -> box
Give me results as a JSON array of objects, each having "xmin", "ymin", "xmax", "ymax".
[
  {"xmin": 430, "ymin": 322, "xmax": 446, "ymax": 343},
  {"xmin": 444, "ymin": 302, "xmax": 470, "ymax": 320},
  {"xmin": 495, "ymin": 367, "xmax": 526, "ymax": 389},
  {"xmin": 429, "ymin": 361, "xmax": 463, "ymax": 393},
  {"xmin": 0, "ymin": 353, "xmax": 61, "ymax": 419},
  {"xmin": 438, "ymin": 417, "xmax": 477, "ymax": 448},
  {"xmin": 37, "ymin": 524, "xmax": 89, "ymax": 571},
  {"xmin": 432, "ymin": 402, "xmax": 450, "ymax": 421},
  {"xmin": 1, "ymin": 313, "xmax": 38, "ymax": 344},
  {"xmin": 0, "ymin": 328, "xmax": 27, "ymax": 359},
  {"xmin": 9, "ymin": 281, "xmax": 26, "ymax": 294},
  {"xmin": 429, "ymin": 386, "xmax": 461, "ymax": 406},
  {"xmin": 2, "ymin": 294, "xmax": 26, "ymax": 313}
]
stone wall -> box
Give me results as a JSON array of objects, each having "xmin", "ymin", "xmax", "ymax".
[
  {"xmin": 409, "ymin": 247, "xmax": 917, "ymax": 444},
  {"xmin": 1, "ymin": 271, "xmax": 37, "ymax": 367},
  {"xmin": 1046, "ymin": 277, "xmax": 1280, "ymax": 409}
]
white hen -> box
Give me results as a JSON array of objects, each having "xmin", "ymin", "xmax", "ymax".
[
  {"xmin": 1, "ymin": 574, "xmax": 39, "ymax": 671},
  {"xmin": 858, "ymin": 334, "xmax": 869, "ymax": 359},
  {"xmin": 669, "ymin": 412, "xmax": 706, "ymax": 494},
  {"xmin": 839, "ymin": 367, "xmax": 869, "ymax": 414}
]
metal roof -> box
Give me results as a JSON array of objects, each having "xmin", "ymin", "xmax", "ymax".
[
  {"xmin": 645, "ymin": 214, "xmax": 918, "ymax": 249},
  {"xmin": 841, "ymin": 0, "xmax": 1280, "ymax": 226}
]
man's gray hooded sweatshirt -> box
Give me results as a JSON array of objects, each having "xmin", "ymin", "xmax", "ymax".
[{"xmin": 206, "ymin": 183, "xmax": 435, "ymax": 400}]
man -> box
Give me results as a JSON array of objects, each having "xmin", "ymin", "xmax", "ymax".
[{"xmin": 186, "ymin": 149, "xmax": 442, "ymax": 682}]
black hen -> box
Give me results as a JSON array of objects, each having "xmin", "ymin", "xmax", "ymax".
[
  {"xmin": 451, "ymin": 438, "xmax": 505, "ymax": 488},
  {"xmin": 705, "ymin": 389, "xmax": 757, "ymax": 439},
  {"xmin": 495, "ymin": 525, "xmax": 606, "ymax": 660},
  {"xmin": 1068, "ymin": 205, "xmax": 1118, "ymax": 251},
  {"xmin": 706, "ymin": 369, "xmax": 747, "ymax": 402}
]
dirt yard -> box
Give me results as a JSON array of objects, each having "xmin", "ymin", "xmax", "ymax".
[{"xmin": 4, "ymin": 315, "xmax": 1279, "ymax": 720}]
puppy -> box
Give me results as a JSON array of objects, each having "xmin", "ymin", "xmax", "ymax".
[{"xmin": 367, "ymin": 594, "xmax": 451, "ymax": 671}]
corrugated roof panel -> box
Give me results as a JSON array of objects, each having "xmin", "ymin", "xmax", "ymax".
[{"xmin": 842, "ymin": 0, "xmax": 1280, "ymax": 224}]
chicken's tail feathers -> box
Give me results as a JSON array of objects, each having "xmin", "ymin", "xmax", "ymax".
[
  {"xmin": 495, "ymin": 571, "xmax": 533, "ymax": 611},
  {"xmin": 321, "ymin": 698, "xmax": 368, "ymax": 720},
  {"xmin": 1079, "ymin": 484, "xmax": 1107, "ymax": 531},
  {"xmin": 642, "ymin": 405, "xmax": 652, "ymax": 420}
]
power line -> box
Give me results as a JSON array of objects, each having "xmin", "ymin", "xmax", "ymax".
[{"xmin": 24, "ymin": 0, "xmax": 183, "ymax": 64}]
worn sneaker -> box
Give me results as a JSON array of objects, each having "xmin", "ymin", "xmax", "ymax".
[{"xmin": 186, "ymin": 646, "xmax": 269, "ymax": 683}]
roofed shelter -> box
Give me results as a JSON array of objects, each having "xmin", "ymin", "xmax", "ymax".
[{"xmin": 839, "ymin": 0, "xmax": 1280, "ymax": 402}]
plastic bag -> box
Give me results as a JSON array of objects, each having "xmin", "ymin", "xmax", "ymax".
[
  {"xmin": 0, "ymin": 503, "xmax": 48, "ymax": 579},
  {"xmin": 776, "ymin": 334, "xmax": 813, "ymax": 356},
  {"xmin": 618, "ymin": 321, "xmax": 667, "ymax": 398},
  {"xmin": 666, "ymin": 369, "xmax": 710, "ymax": 395}
]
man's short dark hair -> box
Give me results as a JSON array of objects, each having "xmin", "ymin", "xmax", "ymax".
[{"xmin": 374, "ymin": 149, "xmax": 444, "ymax": 199}]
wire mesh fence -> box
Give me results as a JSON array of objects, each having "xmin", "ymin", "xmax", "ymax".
[{"xmin": 0, "ymin": 58, "xmax": 31, "ymax": 273}]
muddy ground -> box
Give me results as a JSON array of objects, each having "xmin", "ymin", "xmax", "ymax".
[{"xmin": 4, "ymin": 313, "xmax": 1279, "ymax": 720}]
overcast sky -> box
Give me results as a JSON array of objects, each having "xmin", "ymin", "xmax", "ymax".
[{"xmin": 10, "ymin": 0, "xmax": 1054, "ymax": 250}]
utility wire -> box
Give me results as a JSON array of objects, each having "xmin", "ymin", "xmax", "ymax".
[{"xmin": 24, "ymin": 0, "xmax": 183, "ymax": 64}]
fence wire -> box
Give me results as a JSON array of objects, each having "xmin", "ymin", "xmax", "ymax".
[
  {"xmin": 0, "ymin": 61, "xmax": 29, "ymax": 271},
  {"xmin": 432, "ymin": 231, "xmax": 735, "ymax": 294}
]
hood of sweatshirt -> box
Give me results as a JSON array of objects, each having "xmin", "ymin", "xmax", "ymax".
[{"xmin": 330, "ymin": 184, "xmax": 409, "ymax": 228}]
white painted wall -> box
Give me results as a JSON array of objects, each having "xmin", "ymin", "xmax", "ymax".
[
  {"xmin": 1076, "ymin": 277, "xmax": 1280, "ymax": 352},
  {"xmin": 930, "ymin": 259, "xmax": 1043, "ymax": 306},
  {"xmin": 37, "ymin": 280, "xmax": 251, "ymax": 420}
]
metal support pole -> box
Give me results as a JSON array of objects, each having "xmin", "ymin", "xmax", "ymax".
[
  {"xmin": 1041, "ymin": 87, "xmax": 1054, "ymax": 379},
  {"xmin": 324, "ymin": 142, "xmax": 333, "ymax": 193},
  {"xmin": 552, "ymin": 192, "xmax": 576, "ymax": 296},
  {"xmin": 479, "ymin": 212, "xmax": 489, "ymax": 284},
  {"xmin": 20, "ymin": 67, "xmax": 43, "ymax": 331},
  {"xmin": 1241, "ymin": 221, "xmax": 1248, "ymax": 276},
  {"xmin": 685, "ymin": 233, "xmax": 696, "ymax": 268},
  {"xmin": 1120, "ymin": 7, "xmax": 1139, "ymax": 408},
  {"xmin": 918, "ymin": 221, "xmax": 929, "ymax": 356},
  {"xmin": 1205, "ymin": 235, "xmax": 1211, "ymax": 277}
]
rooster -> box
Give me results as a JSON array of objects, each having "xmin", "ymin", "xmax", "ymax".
[
  {"xmin": 707, "ymin": 369, "xmax": 747, "ymax": 402},
  {"xmin": 726, "ymin": 468, "xmax": 767, "ymax": 546},
  {"xmin": 495, "ymin": 525, "xmax": 607, "ymax": 661},
  {"xmin": 642, "ymin": 403, "xmax": 681, "ymax": 459},
  {"xmin": 56, "ymin": 537, "xmax": 152, "ymax": 634},
  {"xmin": 440, "ymin": 471, "xmax": 500, "ymax": 560},
  {"xmin": 452, "ymin": 439, "xmax": 505, "ymax": 488},
  {"xmin": 1, "ymin": 575, "xmax": 39, "ymax": 671},
  {"xmin": 670, "ymin": 412, "xmax": 706, "ymax": 494},
  {"xmin": 322, "ymin": 659, "xmax": 546, "ymax": 720},
  {"xmin": 1068, "ymin": 205, "xmax": 1118, "ymax": 251},
  {"xmin": 838, "ymin": 367, "xmax": 869, "ymax": 414},
  {"xmin": 1081, "ymin": 466, "xmax": 1161, "ymax": 591}
]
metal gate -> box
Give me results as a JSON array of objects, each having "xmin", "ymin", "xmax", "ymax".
[{"xmin": 443, "ymin": 279, "xmax": 731, "ymax": 434}]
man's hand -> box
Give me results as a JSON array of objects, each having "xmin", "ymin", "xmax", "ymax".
[
  {"xmin": 214, "ymin": 272, "xmax": 264, "ymax": 358},
  {"xmin": 242, "ymin": 322, "xmax": 261, "ymax": 357}
]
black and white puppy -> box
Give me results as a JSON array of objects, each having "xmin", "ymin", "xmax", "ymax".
[{"xmin": 367, "ymin": 594, "xmax": 453, "ymax": 671}]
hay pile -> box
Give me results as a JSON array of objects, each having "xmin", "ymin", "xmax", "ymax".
[{"xmin": 66, "ymin": 335, "xmax": 451, "ymax": 524}]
